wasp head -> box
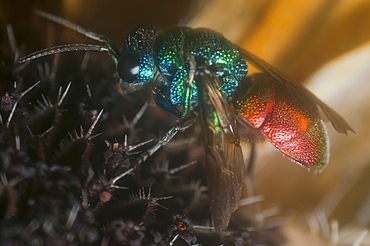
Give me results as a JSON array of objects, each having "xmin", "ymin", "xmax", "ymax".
[{"xmin": 118, "ymin": 26, "xmax": 157, "ymax": 92}]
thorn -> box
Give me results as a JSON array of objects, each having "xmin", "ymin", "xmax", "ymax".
[
  {"xmin": 109, "ymin": 185, "xmax": 129, "ymax": 190},
  {"xmin": 169, "ymin": 234, "xmax": 179, "ymax": 246},
  {"xmin": 192, "ymin": 225, "xmax": 215, "ymax": 230},
  {"xmin": 0, "ymin": 173, "xmax": 24, "ymax": 187},
  {"xmin": 156, "ymin": 196, "xmax": 173, "ymax": 201},
  {"xmin": 6, "ymin": 24, "xmax": 18, "ymax": 54},
  {"xmin": 57, "ymin": 82, "xmax": 71, "ymax": 106},
  {"xmin": 100, "ymin": 236, "xmax": 109, "ymax": 246},
  {"xmin": 57, "ymin": 86, "xmax": 62, "ymax": 100},
  {"xmin": 38, "ymin": 126, "xmax": 55, "ymax": 138},
  {"xmin": 86, "ymin": 109, "xmax": 103, "ymax": 139},
  {"xmin": 81, "ymin": 188, "xmax": 88, "ymax": 209},
  {"xmin": 65, "ymin": 204, "xmax": 79, "ymax": 230},
  {"xmin": 109, "ymin": 168, "xmax": 134, "ymax": 188},
  {"xmin": 15, "ymin": 135, "xmax": 20, "ymax": 151},
  {"xmin": 88, "ymin": 132, "xmax": 103, "ymax": 140},
  {"xmin": 130, "ymin": 103, "xmax": 148, "ymax": 127},
  {"xmin": 86, "ymin": 84, "xmax": 92, "ymax": 99},
  {"xmin": 41, "ymin": 94, "xmax": 51, "ymax": 108},
  {"xmin": 330, "ymin": 220, "xmax": 339, "ymax": 244},
  {"xmin": 238, "ymin": 195, "xmax": 264, "ymax": 207},
  {"xmin": 147, "ymin": 187, "xmax": 151, "ymax": 199},
  {"xmin": 81, "ymin": 51, "xmax": 90, "ymax": 71},
  {"xmin": 50, "ymin": 53, "xmax": 60, "ymax": 80},
  {"xmin": 127, "ymin": 138, "xmax": 153, "ymax": 152},
  {"xmin": 37, "ymin": 63, "xmax": 45, "ymax": 81},
  {"xmin": 6, "ymin": 81, "xmax": 40, "ymax": 128},
  {"xmin": 353, "ymin": 229, "xmax": 368, "ymax": 246},
  {"xmin": 0, "ymin": 173, "xmax": 8, "ymax": 185},
  {"xmin": 169, "ymin": 161, "xmax": 197, "ymax": 175},
  {"xmin": 262, "ymin": 206, "xmax": 280, "ymax": 219},
  {"xmin": 79, "ymin": 125, "xmax": 84, "ymax": 138},
  {"xmin": 123, "ymin": 135, "xmax": 128, "ymax": 148}
]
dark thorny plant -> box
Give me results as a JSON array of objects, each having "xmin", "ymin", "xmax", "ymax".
[{"xmin": 0, "ymin": 23, "xmax": 284, "ymax": 246}]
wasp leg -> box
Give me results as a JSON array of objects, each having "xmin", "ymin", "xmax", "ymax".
[{"xmin": 131, "ymin": 119, "xmax": 194, "ymax": 168}]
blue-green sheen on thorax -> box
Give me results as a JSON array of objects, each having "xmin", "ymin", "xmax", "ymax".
[{"xmin": 153, "ymin": 27, "xmax": 248, "ymax": 117}]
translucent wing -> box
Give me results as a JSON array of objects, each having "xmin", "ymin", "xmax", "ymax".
[
  {"xmin": 234, "ymin": 49, "xmax": 354, "ymax": 170},
  {"xmin": 195, "ymin": 68, "xmax": 245, "ymax": 231}
]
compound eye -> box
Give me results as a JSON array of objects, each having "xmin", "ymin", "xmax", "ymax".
[{"xmin": 117, "ymin": 52, "xmax": 140, "ymax": 83}]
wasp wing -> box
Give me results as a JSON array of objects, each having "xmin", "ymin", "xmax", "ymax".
[
  {"xmin": 195, "ymin": 69, "xmax": 245, "ymax": 231},
  {"xmin": 239, "ymin": 49, "xmax": 354, "ymax": 134}
]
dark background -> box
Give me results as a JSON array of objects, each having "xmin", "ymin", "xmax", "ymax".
[{"xmin": 1, "ymin": 0, "xmax": 196, "ymax": 52}]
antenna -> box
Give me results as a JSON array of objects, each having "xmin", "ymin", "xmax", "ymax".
[
  {"xmin": 19, "ymin": 44, "xmax": 109, "ymax": 63},
  {"xmin": 19, "ymin": 9, "xmax": 121, "ymax": 64}
]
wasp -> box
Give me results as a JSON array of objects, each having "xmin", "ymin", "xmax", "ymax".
[{"xmin": 19, "ymin": 9, "xmax": 354, "ymax": 231}]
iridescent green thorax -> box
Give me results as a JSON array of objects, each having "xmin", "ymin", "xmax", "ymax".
[{"xmin": 154, "ymin": 27, "xmax": 248, "ymax": 117}]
